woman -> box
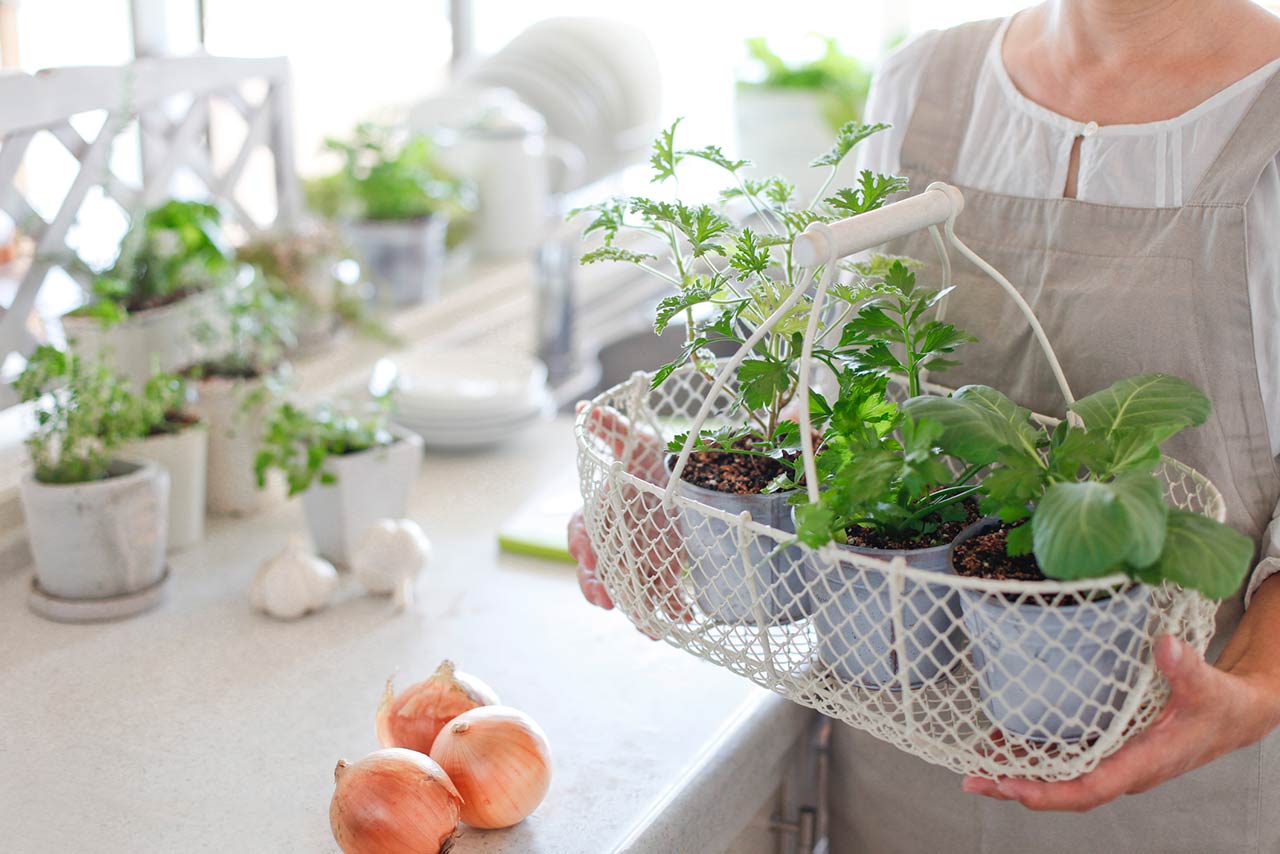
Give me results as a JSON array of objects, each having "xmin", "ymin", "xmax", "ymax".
[{"xmin": 570, "ymin": 1, "xmax": 1280, "ymax": 850}]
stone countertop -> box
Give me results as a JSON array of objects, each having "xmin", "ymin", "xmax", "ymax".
[{"xmin": 0, "ymin": 415, "xmax": 812, "ymax": 853}]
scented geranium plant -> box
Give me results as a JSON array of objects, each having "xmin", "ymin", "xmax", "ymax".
[
  {"xmin": 572, "ymin": 119, "xmax": 910, "ymax": 494},
  {"xmin": 905, "ymin": 374, "xmax": 1254, "ymax": 598}
]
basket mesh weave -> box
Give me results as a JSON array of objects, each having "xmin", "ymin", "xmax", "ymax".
[{"xmin": 576, "ymin": 364, "xmax": 1222, "ymax": 781}]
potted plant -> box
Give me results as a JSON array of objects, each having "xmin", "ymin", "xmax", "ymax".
[
  {"xmin": 117, "ymin": 371, "xmax": 208, "ymax": 552},
  {"xmin": 62, "ymin": 200, "xmax": 233, "ymax": 388},
  {"xmin": 186, "ymin": 270, "xmax": 296, "ymax": 516},
  {"xmin": 735, "ymin": 37, "xmax": 872, "ymax": 201},
  {"xmin": 305, "ymin": 123, "xmax": 473, "ymax": 307},
  {"xmin": 15, "ymin": 345, "xmax": 169, "ymax": 620},
  {"xmin": 237, "ymin": 223, "xmax": 396, "ymax": 358},
  {"xmin": 572, "ymin": 119, "xmax": 906, "ymax": 623},
  {"xmin": 254, "ymin": 397, "xmax": 423, "ymax": 566},
  {"xmin": 791, "ymin": 259, "xmax": 977, "ymax": 686},
  {"xmin": 906, "ymin": 375, "xmax": 1254, "ymax": 741}
]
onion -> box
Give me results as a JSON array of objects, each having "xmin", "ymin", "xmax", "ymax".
[
  {"xmin": 329, "ymin": 748, "xmax": 462, "ymax": 854},
  {"xmin": 376, "ymin": 660, "xmax": 499, "ymax": 754},
  {"xmin": 429, "ymin": 705, "xmax": 552, "ymax": 829}
]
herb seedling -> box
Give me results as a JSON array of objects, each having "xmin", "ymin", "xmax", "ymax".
[
  {"xmin": 189, "ymin": 269, "xmax": 297, "ymax": 381},
  {"xmin": 76, "ymin": 200, "xmax": 233, "ymax": 327},
  {"xmin": 254, "ymin": 397, "xmax": 396, "ymax": 496},
  {"xmin": 572, "ymin": 119, "xmax": 908, "ymax": 492},
  {"xmin": 134, "ymin": 371, "xmax": 196, "ymax": 436},
  {"xmin": 905, "ymin": 374, "xmax": 1255, "ymax": 599},
  {"xmin": 305, "ymin": 123, "xmax": 474, "ymax": 230},
  {"xmin": 16, "ymin": 345, "xmax": 141, "ymax": 484}
]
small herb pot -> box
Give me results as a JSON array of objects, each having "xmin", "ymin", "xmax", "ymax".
[
  {"xmin": 119, "ymin": 421, "xmax": 209, "ymax": 551},
  {"xmin": 20, "ymin": 460, "xmax": 169, "ymax": 611},
  {"xmin": 671, "ymin": 473, "xmax": 810, "ymax": 625},
  {"xmin": 801, "ymin": 528, "xmax": 964, "ymax": 688},
  {"xmin": 62, "ymin": 289, "xmax": 225, "ymax": 391},
  {"xmin": 191, "ymin": 374, "xmax": 282, "ymax": 517},
  {"xmin": 951, "ymin": 518, "xmax": 1152, "ymax": 742},
  {"xmin": 299, "ymin": 429, "xmax": 424, "ymax": 566},
  {"xmin": 342, "ymin": 216, "xmax": 447, "ymax": 307}
]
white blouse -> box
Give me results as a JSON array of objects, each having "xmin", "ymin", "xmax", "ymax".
[{"xmin": 856, "ymin": 17, "xmax": 1280, "ymax": 603}]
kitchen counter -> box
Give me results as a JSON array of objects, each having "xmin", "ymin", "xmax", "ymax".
[{"xmin": 0, "ymin": 414, "xmax": 813, "ymax": 853}]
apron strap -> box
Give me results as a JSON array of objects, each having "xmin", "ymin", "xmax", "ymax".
[
  {"xmin": 1188, "ymin": 64, "xmax": 1280, "ymax": 207},
  {"xmin": 899, "ymin": 18, "xmax": 1005, "ymax": 180}
]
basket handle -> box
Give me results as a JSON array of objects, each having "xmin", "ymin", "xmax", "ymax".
[{"xmin": 664, "ymin": 183, "xmax": 1078, "ymax": 507}]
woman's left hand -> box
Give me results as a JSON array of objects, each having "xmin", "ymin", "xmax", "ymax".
[{"xmin": 961, "ymin": 633, "xmax": 1280, "ymax": 811}]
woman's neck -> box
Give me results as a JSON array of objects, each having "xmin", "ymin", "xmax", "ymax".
[{"xmin": 1045, "ymin": 0, "xmax": 1226, "ymax": 65}]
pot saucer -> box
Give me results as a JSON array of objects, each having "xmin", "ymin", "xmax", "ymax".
[{"xmin": 28, "ymin": 568, "xmax": 171, "ymax": 623}]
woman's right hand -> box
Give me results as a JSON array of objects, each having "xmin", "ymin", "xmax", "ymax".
[{"xmin": 569, "ymin": 402, "xmax": 690, "ymax": 630}]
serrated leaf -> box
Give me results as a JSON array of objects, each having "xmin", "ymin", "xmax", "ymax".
[
  {"xmin": 650, "ymin": 118, "xmax": 684, "ymax": 183},
  {"xmin": 580, "ymin": 246, "xmax": 658, "ymax": 266},
  {"xmin": 680, "ymin": 144, "xmax": 750, "ymax": 173},
  {"xmin": 823, "ymin": 171, "xmax": 909, "ymax": 216},
  {"xmin": 810, "ymin": 121, "xmax": 891, "ymax": 169},
  {"xmin": 1006, "ymin": 522, "xmax": 1034, "ymax": 556},
  {"xmin": 1032, "ymin": 481, "xmax": 1131, "ymax": 580},
  {"xmin": 729, "ymin": 228, "xmax": 772, "ymax": 280},
  {"xmin": 738, "ymin": 359, "xmax": 791, "ymax": 411},
  {"xmin": 654, "ymin": 285, "xmax": 721, "ymax": 334},
  {"xmin": 1143, "ymin": 509, "xmax": 1254, "ymax": 600}
]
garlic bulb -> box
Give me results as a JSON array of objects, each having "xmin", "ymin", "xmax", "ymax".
[
  {"xmin": 353, "ymin": 518, "xmax": 432, "ymax": 609},
  {"xmin": 251, "ymin": 536, "xmax": 338, "ymax": 620}
]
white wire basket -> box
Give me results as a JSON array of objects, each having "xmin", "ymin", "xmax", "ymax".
[{"xmin": 574, "ymin": 184, "xmax": 1223, "ymax": 781}]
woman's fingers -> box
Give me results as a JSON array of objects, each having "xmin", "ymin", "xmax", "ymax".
[{"xmin": 576, "ymin": 401, "xmax": 669, "ymax": 483}]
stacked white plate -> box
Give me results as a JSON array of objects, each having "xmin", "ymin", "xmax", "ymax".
[{"xmin": 387, "ymin": 348, "xmax": 552, "ymax": 450}]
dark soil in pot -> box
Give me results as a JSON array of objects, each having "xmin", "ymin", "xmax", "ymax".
[
  {"xmin": 844, "ymin": 499, "xmax": 983, "ymax": 551},
  {"xmin": 677, "ymin": 436, "xmax": 789, "ymax": 494}
]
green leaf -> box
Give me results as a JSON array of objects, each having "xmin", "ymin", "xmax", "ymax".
[
  {"xmin": 580, "ymin": 246, "xmax": 658, "ymax": 266},
  {"xmin": 1142, "ymin": 509, "xmax": 1254, "ymax": 600},
  {"xmin": 729, "ymin": 228, "xmax": 772, "ymax": 280},
  {"xmin": 902, "ymin": 386, "xmax": 1041, "ymax": 468},
  {"xmin": 1032, "ymin": 481, "xmax": 1131, "ymax": 580},
  {"xmin": 1108, "ymin": 471, "xmax": 1169, "ymax": 569},
  {"xmin": 680, "ymin": 144, "xmax": 750, "ymax": 173},
  {"xmin": 1005, "ymin": 523, "xmax": 1034, "ymax": 556},
  {"xmin": 823, "ymin": 171, "xmax": 909, "ymax": 216},
  {"xmin": 810, "ymin": 121, "xmax": 891, "ymax": 169},
  {"xmin": 654, "ymin": 283, "xmax": 731, "ymax": 335},
  {"xmin": 738, "ymin": 358, "xmax": 791, "ymax": 411},
  {"xmin": 794, "ymin": 502, "xmax": 837, "ymax": 548},
  {"xmin": 650, "ymin": 118, "xmax": 684, "ymax": 183},
  {"xmin": 1069, "ymin": 373, "xmax": 1211, "ymax": 444}
]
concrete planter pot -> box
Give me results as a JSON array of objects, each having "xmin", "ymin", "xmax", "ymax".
[
  {"xmin": 342, "ymin": 216, "xmax": 447, "ymax": 307},
  {"xmin": 951, "ymin": 518, "xmax": 1152, "ymax": 742},
  {"xmin": 299, "ymin": 429, "xmax": 424, "ymax": 566},
  {"xmin": 62, "ymin": 289, "xmax": 225, "ymax": 390},
  {"xmin": 119, "ymin": 422, "xmax": 208, "ymax": 551},
  {"xmin": 800, "ymin": 523, "xmax": 964, "ymax": 688},
  {"xmin": 20, "ymin": 460, "xmax": 169, "ymax": 609},
  {"xmin": 670, "ymin": 462, "xmax": 809, "ymax": 625},
  {"xmin": 191, "ymin": 374, "xmax": 282, "ymax": 516}
]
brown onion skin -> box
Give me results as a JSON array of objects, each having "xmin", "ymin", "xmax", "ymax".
[
  {"xmin": 376, "ymin": 660, "xmax": 500, "ymax": 754},
  {"xmin": 330, "ymin": 748, "xmax": 462, "ymax": 854},
  {"xmin": 430, "ymin": 705, "xmax": 552, "ymax": 829}
]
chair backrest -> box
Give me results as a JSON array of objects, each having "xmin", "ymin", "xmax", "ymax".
[{"xmin": 0, "ymin": 55, "xmax": 300, "ymax": 407}]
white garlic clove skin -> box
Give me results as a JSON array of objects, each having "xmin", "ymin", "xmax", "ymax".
[
  {"xmin": 353, "ymin": 518, "xmax": 433, "ymax": 597},
  {"xmin": 252, "ymin": 536, "xmax": 339, "ymax": 620}
]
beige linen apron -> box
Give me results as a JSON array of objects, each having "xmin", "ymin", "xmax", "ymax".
[{"xmin": 829, "ymin": 19, "xmax": 1280, "ymax": 854}]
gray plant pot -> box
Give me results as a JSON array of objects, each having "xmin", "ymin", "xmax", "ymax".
[
  {"xmin": 342, "ymin": 216, "xmax": 447, "ymax": 307},
  {"xmin": 20, "ymin": 460, "xmax": 169, "ymax": 604},
  {"xmin": 801, "ymin": 524, "xmax": 964, "ymax": 688},
  {"xmin": 671, "ymin": 470, "xmax": 809, "ymax": 625},
  {"xmin": 951, "ymin": 518, "xmax": 1152, "ymax": 742}
]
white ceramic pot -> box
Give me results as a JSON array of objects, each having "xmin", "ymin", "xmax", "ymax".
[
  {"xmin": 342, "ymin": 217, "xmax": 447, "ymax": 307},
  {"xmin": 20, "ymin": 460, "xmax": 169, "ymax": 600},
  {"xmin": 191, "ymin": 375, "xmax": 282, "ymax": 516},
  {"xmin": 733, "ymin": 86, "xmax": 858, "ymax": 205},
  {"xmin": 119, "ymin": 422, "xmax": 208, "ymax": 551},
  {"xmin": 299, "ymin": 429, "xmax": 424, "ymax": 567},
  {"xmin": 62, "ymin": 289, "xmax": 226, "ymax": 390}
]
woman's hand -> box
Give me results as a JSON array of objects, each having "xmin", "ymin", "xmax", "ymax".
[
  {"xmin": 963, "ymin": 576, "xmax": 1280, "ymax": 811},
  {"xmin": 568, "ymin": 402, "xmax": 690, "ymax": 630}
]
